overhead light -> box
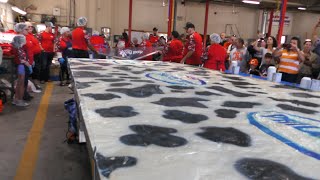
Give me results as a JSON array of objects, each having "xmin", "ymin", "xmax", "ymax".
[
  {"xmin": 242, "ymin": 0, "xmax": 260, "ymax": 5},
  {"xmin": 0, "ymin": 0, "xmax": 8, "ymax": 3},
  {"xmin": 11, "ymin": 6, "xmax": 27, "ymax": 15},
  {"xmin": 298, "ymin": 7, "xmax": 306, "ymax": 10}
]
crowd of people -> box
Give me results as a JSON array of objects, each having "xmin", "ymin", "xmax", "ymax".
[{"xmin": 9, "ymin": 16, "xmax": 320, "ymax": 106}]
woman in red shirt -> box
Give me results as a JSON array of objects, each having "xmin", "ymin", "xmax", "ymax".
[
  {"xmin": 203, "ymin": 33, "xmax": 227, "ymax": 71},
  {"xmin": 161, "ymin": 31, "xmax": 183, "ymax": 63},
  {"xmin": 25, "ymin": 22, "xmax": 42, "ymax": 89},
  {"xmin": 72, "ymin": 17, "xmax": 98, "ymax": 58},
  {"xmin": 39, "ymin": 22, "xmax": 55, "ymax": 83},
  {"xmin": 11, "ymin": 34, "xmax": 30, "ymax": 106}
]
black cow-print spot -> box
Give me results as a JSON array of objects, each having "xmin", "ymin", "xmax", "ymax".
[
  {"xmin": 93, "ymin": 63, "xmax": 112, "ymax": 66},
  {"xmin": 171, "ymin": 90, "xmax": 185, "ymax": 93},
  {"xmin": 171, "ymin": 68, "xmax": 186, "ymax": 71},
  {"xmin": 277, "ymin": 104, "xmax": 318, "ymax": 115},
  {"xmin": 215, "ymin": 109, "xmax": 240, "ymax": 119},
  {"xmin": 195, "ymin": 91, "xmax": 223, "ymax": 96},
  {"xmin": 272, "ymin": 85, "xmax": 302, "ymax": 91},
  {"xmin": 73, "ymin": 66, "xmax": 104, "ymax": 70},
  {"xmin": 96, "ymin": 79, "xmax": 125, "ymax": 82},
  {"xmin": 153, "ymin": 97, "xmax": 209, "ymax": 108},
  {"xmin": 167, "ymin": 86, "xmax": 195, "ymax": 90},
  {"xmin": 190, "ymin": 70, "xmax": 209, "ymax": 76},
  {"xmin": 70, "ymin": 62, "xmax": 86, "ymax": 66},
  {"xmin": 96, "ymin": 153, "xmax": 137, "ymax": 178},
  {"xmin": 143, "ymin": 68, "xmax": 156, "ymax": 72},
  {"xmin": 109, "ymin": 73, "xmax": 129, "ymax": 76},
  {"xmin": 75, "ymin": 81, "xmax": 98, "ymax": 89},
  {"xmin": 120, "ymin": 125, "xmax": 188, "ymax": 147},
  {"xmin": 163, "ymin": 110, "xmax": 208, "ymax": 124},
  {"xmin": 130, "ymin": 80, "xmax": 155, "ymax": 83},
  {"xmin": 207, "ymin": 86, "xmax": 255, "ymax": 97},
  {"xmin": 234, "ymin": 158, "xmax": 314, "ymax": 180},
  {"xmin": 221, "ymin": 75, "xmax": 246, "ymax": 81},
  {"xmin": 269, "ymin": 97, "xmax": 319, "ymax": 107},
  {"xmin": 248, "ymin": 91, "xmax": 268, "ymax": 95},
  {"xmin": 225, "ymin": 80, "xmax": 257, "ymax": 86},
  {"xmin": 213, "ymin": 83, "xmax": 225, "ymax": 85},
  {"xmin": 96, "ymin": 106, "xmax": 139, "ymax": 117},
  {"xmin": 119, "ymin": 76, "xmax": 141, "ymax": 80},
  {"xmin": 83, "ymin": 93, "xmax": 121, "ymax": 100},
  {"xmin": 110, "ymin": 83, "xmax": 132, "ymax": 87},
  {"xmin": 196, "ymin": 127, "xmax": 251, "ymax": 147},
  {"xmin": 290, "ymin": 92, "xmax": 320, "ymax": 99},
  {"xmin": 73, "ymin": 71, "xmax": 106, "ymax": 78},
  {"xmin": 222, "ymin": 101, "xmax": 262, "ymax": 108},
  {"xmin": 234, "ymin": 86, "xmax": 262, "ymax": 90},
  {"xmin": 131, "ymin": 71, "xmax": 145, "ymax": 74},
  {"xmin": 114, "ymin": 66, "xmax": 132, "ymax": 71},
  {"xmin": 107, "ymin": 84, "xmax": 164, "ymax": 98}
]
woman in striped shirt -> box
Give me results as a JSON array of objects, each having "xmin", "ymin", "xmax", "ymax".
[{"xmin": 273, "ymin": 37, "xmax": 305, "ymax": 83}]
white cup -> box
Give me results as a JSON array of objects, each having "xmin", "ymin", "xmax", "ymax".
[
  {"xmin": 310, "ymin": 79, "xmax": 320, "ymax": 91},
  {"xmin": 300, "ymin": 77, "xmax": 312, "ymax": 89},
  {"xmin": 267, "ymin": 66, "xmax": 277, "ymax": 81},
  {"xmin": 233, "ymin": 66, "xmax": 240, "ymax": 75},
  {"xmin": 56, "ymin": 52, "xmax": 62, "ymax": 58},
  {"xmin": 272, "ymin": 73, "xmax": 282, "ymax": 83},
  {"xmin": 89, "ymin": 53, "xmax": 94, "ymax": 59}
]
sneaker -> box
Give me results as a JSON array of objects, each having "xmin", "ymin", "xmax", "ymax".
[
  {"xmin": 33, "ymin": 89, "xmax": 42, "ymax": 93},
  {"xmin": 35, "ymin": 84, "xmax": 42, "ymax": 90},
  {"xmin": 60, "ymin": 82, "xmax": 65, "ymax": 86},
  {"xmin": 66, "ymin": 80, "xmax": 71, "ymax": 85},
  {"xmin": 14, "ymin": 100, "xmax": 29, "ymax": 107}
]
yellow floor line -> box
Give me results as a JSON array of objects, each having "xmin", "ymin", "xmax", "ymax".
[{"xmin": 14, "ymin": 82, "xmax": 54, "ymax": 180}]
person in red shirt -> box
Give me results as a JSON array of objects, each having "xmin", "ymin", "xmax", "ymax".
[
  {"xmin": 181, "ymin": 22, "xmax": 203, "ymax": 66},
  {"xmin": 57, "ymin": 27, "xmax": 72, "ymax": 86},
  {"xmin": 25, "ymin": 22, "xmax": 42, "ymax": 89},
  {"xmin": 149, "ymin": 27, "xmax": 159, "ymax": 45},
  {"xmin": 38, "ymin": 22, "xmax": 55, "ymax": 83},
  {"xmin": 72, "ymin": 17, "xmax": 98, "ymax": 58},
  {"xmin": 203, "ymin": 33, "xmax": 227, "ymax": 71},
  {"xmin": 90, "ymin": 31, "xmax": 106, "ymax": 53},
  {"xmin": 139, "ymin": 33, "xmax": 153, "ymax": 60},
  {"xmin": 15, "ymin": 23, "xmax": 34, "ymax": 101},
  {"xmin": 11, "ymin": 34, "xmax": 31, "ymax": 106},
  {"xmin": 161, "ymin": 31, "xmax": 183, "ymax": 63}
]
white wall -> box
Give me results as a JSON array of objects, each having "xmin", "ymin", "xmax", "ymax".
[
  {"xmin": 12, "ymin": 0, "xmax": 320, "ymax": 40},
  {"xmin": 0, "ymin": 2, "xmax": 16, "ymax": 30}
]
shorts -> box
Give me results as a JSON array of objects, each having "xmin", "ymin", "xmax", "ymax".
[{"xmin": 17, "ymin": 64, "xmax": 25, "ymax": 75}]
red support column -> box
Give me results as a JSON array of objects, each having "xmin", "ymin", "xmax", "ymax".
[
  {"xmin": 267, "ymin": 10, "xmax": 274, "ymax": 37},
  {"xmin": 277, "ymin": 0, "xmax": 288, "ymax": 43},
  {"xmin": 203, "ymin": 0, "xmax": 209, "ymax": 47},
  {"xmin": 128, "ymin": 0, "xmax": 133, "ymax": 41},
  {"xmin": 167, "ymin": 0, "xmax": 174, "ymax": 37}
]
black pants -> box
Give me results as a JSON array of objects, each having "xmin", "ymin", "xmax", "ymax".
[
  {"xmin": 72, "ymin": 49, "xmax": 89, "ymax": 58},
  {"xmin": 32, "ymin": 53, "xmax": 42, "ymax": 80},
  {"xmin": 23, "ymin": 65, "xmax": 31, "ymax": 99},
  {"xmin": 59, "ymin": 57, "xmax": 70, "ymax": 82},
  {"xmin": 40, "ymin": 52, "xmax": 54, "ymax": 81},
  {"xmin": 281, "ymin": 72, "xmax": 298, "ymax": 83}
]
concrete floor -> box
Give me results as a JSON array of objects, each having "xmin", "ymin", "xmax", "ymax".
[{"xmin": 0, "ymin": 83, "xmax": 92, "ymax": 180}]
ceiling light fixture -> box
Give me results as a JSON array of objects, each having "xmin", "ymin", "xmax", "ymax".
[
  {"xmin": 11, "ymin": 6, "xmax": 27, "ymax": 15},
  {"xmin": 242, "ymin": 0, "xmax": 260, "ymax": 5},
  {"xmin": 0, "ymin": 0, "xmax": 8, "ymax": 3},
  {"xmin": 298, "ymin": 7, "xmax": 306, "ymax": 10}
]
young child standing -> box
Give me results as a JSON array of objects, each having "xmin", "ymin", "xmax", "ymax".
[{"xmin": 260, "ymin": 53, "xmax": 275, "ymax": 77}]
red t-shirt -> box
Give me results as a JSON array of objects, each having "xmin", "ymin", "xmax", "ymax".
[
  {"xmin": 203, "ymin": 44, "xmax": 227, "ymax": 71},
  {"xmin": 13, "ymin": 45, "xmax": 30, "ymax": 65},
  {"xmin": 25, "ymin": 35, "xmax": 34, "ymax": 64},
  {"xmin": 40, "ymin": 31, "xmax": 55, "ymax": 52},
  {"xmin": 27, "ymin": 33, "xmax": 42, "ymax": 55},
  {"xmin": 149, "ymin": 34, "xmax": 159, "ymax": 44},
  {"xmin": 58, "ymin": 36, "xmax": 71, "ymax": 51},
  {"xmin": 183, "ymin": 32, "xmax": 203, "ymax": 65},
  {"xmin": 139, "ymin": 40, "xmax": 153, "ymax": 60},
  {"xmin": 90, "ymin": 35, "xmax": 105, "ymax": 50},
  {"xmin": 163, "ymin": 39, "xmax": 184, "ymax": 63},
  {"xmin": 72, "ymin": 27, "xmax": 88, "ymax": 50}
]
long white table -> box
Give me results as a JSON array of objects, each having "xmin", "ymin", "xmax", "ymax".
[{"xmin": 69, "ymin": 58, "xmax": 320, "ymax": 180}]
